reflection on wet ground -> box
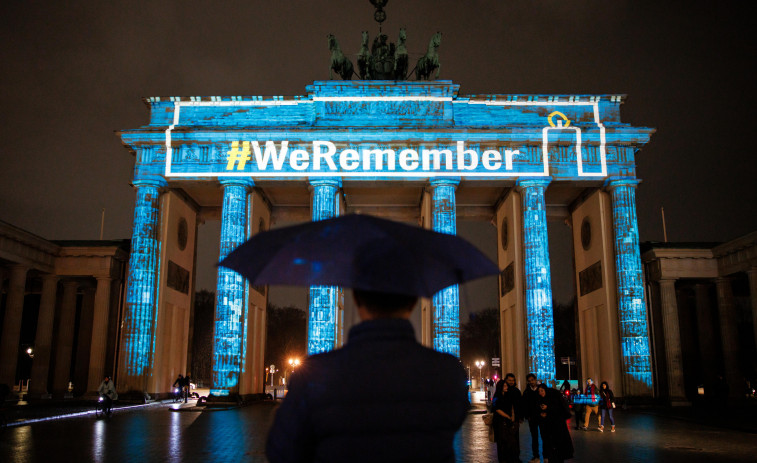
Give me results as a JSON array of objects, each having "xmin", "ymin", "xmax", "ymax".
[{"xmin": 2, "ymin": 403, "xmax": 757, "ymax": 462}]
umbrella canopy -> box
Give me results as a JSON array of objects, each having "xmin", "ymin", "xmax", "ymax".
[{"xmin": 218, "ymin": 214, "xmax": 500, "ymax": 298}]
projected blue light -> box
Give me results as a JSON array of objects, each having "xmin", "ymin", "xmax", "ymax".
[
  {"xmin": 518, "ymin": 179, "xmax": 556, "ymax": 386},
  {"xmin": 121, "ymin": 180, "xmax": 164, "ymax": 384},
  {"xmin": 606, "ymin": 178, "xmax": 653, "ymax": 393},
  {"xmin": 211, "ymin": 180, "xmax": 252, "ymax": 395},
  {"xmin": 431, "ymin": 178, "xmax": 460, "ymax": 358},
  {"xmin": 308, "ymin": 179, "xmax": 341, "ymax": 355},
  {"xmin": 118, "ymin": 82, "xmax": 657, "ymax": 398}
]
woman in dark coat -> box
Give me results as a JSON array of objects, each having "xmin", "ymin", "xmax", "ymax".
[
  {"xmin": 491, "ymin": 379, "xmax": 519, "ymax": 463},
  {"xmin": 599, "ymin": 381, "xmax": 616, "ymax": 432},
  {"xmin": 536, "ymin": 383, "xmax": 574, "ymax": 463}
]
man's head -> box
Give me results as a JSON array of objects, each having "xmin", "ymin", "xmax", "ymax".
[
  {"xmin": 103, "ymin": 375, "xmax": 110, "ymax": 382},
  {"xmin": 505, "ymin": 373, "xmax": 516, "ymax": 387},
  {"xmin": 526, "ymin": 373, "xmax": 538, "ymax": 388},
  {"xmin": 353, "ymin": 289, "xmax": 418, "ymax": 320},
  {"xmin": 587, "ymin": 378, "xmax": 593, "ymax": 385}
]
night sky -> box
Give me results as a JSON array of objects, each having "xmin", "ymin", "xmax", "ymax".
[{"xmin": 2, "ymin": 1, "xmax": 756, "ymax": 312}]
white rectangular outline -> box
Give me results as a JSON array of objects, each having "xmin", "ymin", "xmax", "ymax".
[
  {"xmin": 164, "ymin": 97, "xmax": 605, "ymax": 178},
  {"xmin": 464, "ymin": 99, "xmax": 607, "ymax": 177}
]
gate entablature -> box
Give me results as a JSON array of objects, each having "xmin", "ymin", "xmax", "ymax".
[{"xmin": 120, "ymin": 81, "xmax": 652, "ymax": 186}]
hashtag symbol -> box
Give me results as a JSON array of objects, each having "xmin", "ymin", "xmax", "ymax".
[{"xmin": 226, "ymin": 141, "xmax": 251, "ymax": 170}]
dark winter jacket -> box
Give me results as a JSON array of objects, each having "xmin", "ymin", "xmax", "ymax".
[
  {"xmin": 537, "ymin": 386, "xmax": 574, "ymax": 461},
  {"xmin": 266, "ymin": 318, "xmax": 470, "ymax": 463},
  {"xmin": 522, "ymin": 385, "xmax": 541, "ymax": 420},
  {"xmin": 599, "ymin": 387, "xmax": 615, "ymax": 409},
  {"xmin": 505, "ymin": 385, "xmax": 523, "ymax": 421}
]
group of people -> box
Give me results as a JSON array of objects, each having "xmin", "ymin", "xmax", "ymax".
[
  {"xmin": 489, "ymin": 373, "xmax": 574, "ymax": 463},
  {"xmin": 575, "ymin": 378, "xmax": 617, "ymax": 432}
]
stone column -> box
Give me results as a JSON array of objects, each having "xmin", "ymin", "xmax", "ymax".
[
  {"xmin": 606, "ymin": 178, "xmax": 653, "ymax": 396},
  {"xmin": 747, "ymin": 268, "xmax": 757, "ymax": 353},
  {"xmin": 307, "ymin": 178, "xmax": 341, "ymax": 355},
  {"xmin": 211, "ymin": 179, "xmax": 253, "ymax": 396},
  {"xmin": 517, "ymin": 178, "xmax": 556, "ymax": 386},
  {"xmin": 658, "ymin": 279, "xmax": 687, "ymax": 404},
  {"xmin": 694, "ymin": 283, "xmax": 718, "ymax": 384},
  {"xmin": 0, "ymin": 265, "xmax": 29, "ymax": 388},
  {"xmin": 87, "ymin": 277, "xmax": 113, "ymax": 392},
  {"xmin": 53, "ymin": 280, "xmax": 79, "ymax": 393},
  {"xmin": 430, "ymin": 178, "xmax": 461, "ymax": 358},
  {"xmin": 118, "ymin": 179, "xmax": 165, "ymax": 392},
  {"xmin": 73, "ymin": 287, "xmax": 95, "ymax": 394},
  {"xmin": 29, "ymin": 274, "xmax": 59, "ymax": 396},
  {"xmin": 715, "ymin": 277, "xmax": 740, "ymax": 397}
]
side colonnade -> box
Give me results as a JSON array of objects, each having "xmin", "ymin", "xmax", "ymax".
[{"xmin": 0, "ymin": 221, "xmax": 127, "ymax": 398}]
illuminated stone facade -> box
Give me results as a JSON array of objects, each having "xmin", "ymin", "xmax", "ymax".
[{"xmin": 117, "ymin": 81, "xmax": 656, "ymax": 397}]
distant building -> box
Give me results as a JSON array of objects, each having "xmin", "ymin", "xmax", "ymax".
[
  {"xmin": 642, "ymin": 232, "xmax": 757, "ymax": 404},
  {"xmin": 0, "ymin": 220, "xmax": 128, "ymax": 398}
]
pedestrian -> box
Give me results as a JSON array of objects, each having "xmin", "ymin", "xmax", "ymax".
[
  {"xmin": 598, "ymin": 381, "xmax": 616, "ymax": 432},
  {"xmin": 522, "ymin": 373, "xmax": 542, "ymax": 463},
  {"xmin": 172, "ymin": 374, "xmax": 183, "ymax": 401},
  {"xmin": 491, "ymin": 379, "xmax": 519, "ymax": 463},
  {"xmin": 97, "ymin": 375, "xmax": 118, "ymax": 416},
  {"xmin": 572, "ymin": 383, "xmax": 583, "ymax": 430},
  {"xmin": 265, "ymin": 290, "xmax": 470, "ymax": 463},
  {"xmin": 503, "ymin": 373, "xmax": 523, "ymax": 459},
  {"xmin": 560, "ymin": 378, "xmax": 571, "ymax": 393},
  {"xmin": 182, "ymin": 373, "xmax": 192, "ymax": 403},
  {"xmin": 582, "ymin": 378, "xmax": 600, "ymax": 430},
  {"xmin": 536, "ymin": 384, "xmax": 574, "ymax": 463}
]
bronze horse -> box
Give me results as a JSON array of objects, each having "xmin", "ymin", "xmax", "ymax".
[
  {"xmin": 393, "ymin": 28, "xmax": 408, "ymax": 80},
  {"xmin": 357, "ymin": 31, "xmax": 371, "ymax": 80},
  {"xmin": 328, "ymin": 34, "xmax": 354, "ymax": 80},
  {"xmin": 415, "ymin": 32, "xmax": 441, "ymax": 80}
]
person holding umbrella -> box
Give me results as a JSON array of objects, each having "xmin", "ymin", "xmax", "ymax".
[{"xmin": 219, "ymin": 214, "xmax": 500, "ymax": 463}]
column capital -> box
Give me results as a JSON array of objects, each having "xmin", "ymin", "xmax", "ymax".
[
  {"xmin": 95, "ymin": 275, "xmax": 113, "ymax": 283},
  {"xmin": 9, "ymin": 264, "xmax": 30, "ymax": 274},
  {"xmin": 429, "ymin": 177, "xmax": 460, "ymax": 187},
  {"xmin": 658, "ymin": 278, "xmax": 677, "ymax": 285},
  {"xmin": 220, "ymin": 178, "xmax": 255, "ymax": 189},
  {"xmin": 132, "ymin": 177, "xmax": 168, "ymax": 189},
  {"xmin": 308, "ymin": 177, "xmax": 342, "ymax": 188},
  {"xmin": 604, "ymin": 176, "xmax": 640, "ymax": 190},
  {"xmin": 41, "ymin": 273, "xmax": 59, "ymax": 283},
  {"xmin": 516, "ymin": 177, "xmax": 551, "ymax": 190},
  {"xmin": 62, "ymin": 279, "xmax": 80, "ymax": 289}
]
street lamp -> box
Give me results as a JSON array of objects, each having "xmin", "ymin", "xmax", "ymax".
[
  {"xmin": 269, "ymin": 364, "xmax": 277, "ymax": 387},
  {"xmin": 284, "ymin": 358, "xmax": 300, "ymax": 385},
  {"xmin": 475, "ymin": 360, "xmax": 486, "ymax": 391}
]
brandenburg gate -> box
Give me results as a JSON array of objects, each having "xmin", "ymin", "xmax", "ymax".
[{"xmin": 118, "ymin": 80, "xmax": 654, "ymax": 398}]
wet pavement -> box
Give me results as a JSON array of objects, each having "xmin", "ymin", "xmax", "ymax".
[{"xmin": 2, "ymin": 402, "xmax": 757, "ymax": 462}]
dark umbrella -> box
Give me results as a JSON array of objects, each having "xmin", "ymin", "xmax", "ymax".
[{"xmin": 218, "ymin": 214, "xmax": 499, "ymax": 297}]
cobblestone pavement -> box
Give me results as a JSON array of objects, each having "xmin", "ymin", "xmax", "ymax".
[{"xmin": 2, "ymin": 403, "xmax": 757, "ymax": 462}]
